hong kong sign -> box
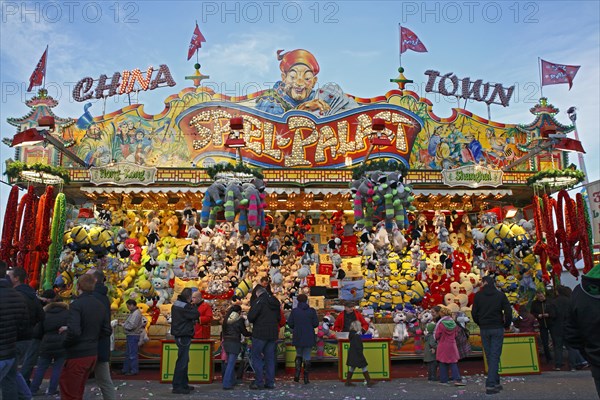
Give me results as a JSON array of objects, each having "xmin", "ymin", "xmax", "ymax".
[
  {"xmin": 441, "ymin": 165, "xmax": 503, "ymax": 188},
  {"xmin": 90, "ymin": 162, "xmax": 157, "ymax": 186},
  {"xmin": 176, "ymin": 104, "xmax": 423, "ymax": 168}
]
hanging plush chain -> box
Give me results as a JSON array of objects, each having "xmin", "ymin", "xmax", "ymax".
[
  {"xmin": 0, "ymin": 185, "xmax": 19, "ymax": 263},
  {"xmin": 532, "ymin": 195, "xmax": 550, "ymax": 282},
  {"xmin": 44, "ymin": 193, "xmax": 66, "ymax": 290}
]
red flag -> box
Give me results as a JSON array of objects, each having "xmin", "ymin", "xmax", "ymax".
[
  {"xmin": 400, "ymin": 26, "xmax": 427, "ymax": 54},
  {"xmin": 27, "ymin": 47, "xmax": 47, "ymax": 92},
  {"xmin": 541, "ymin": 59, "xmax": 580, "ymax": 90},
  {"xmin": 187, "ymin": 23, "xmax": 206, "ymax": 61}
]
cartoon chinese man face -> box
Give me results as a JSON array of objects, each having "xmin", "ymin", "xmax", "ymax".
[{"xmin": 282, "ymin": 63, "xmax": 318, "ymax": 102}]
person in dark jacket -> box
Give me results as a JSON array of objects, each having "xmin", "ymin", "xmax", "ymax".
[
  {"xmin": 221, "ymin": 304, "xmax": 251, "ymax": 390},
  {"xmin": 471, "ymin": 275, "xmax": 512, "ymax": 395},
  {"xmin": 554, "ymin": 285, "xmax": 589, "ymax": 371},
  {"xmin": 565, "ymin": 264, "xmax": 600, "ymax": 398},
  {"xmin": 59, "ymin": 273, "xmax": 112, "ymax": 400},
  {"xmin": 247, "ymin": 286, "xmax": 282, "ymax": 390},
  {"xmin": 0, "ymin": 260, "xmax": 29, "ymax": 400},
  {"xmin": 530, "ymin": 289, "xmax": 557, "ymax": 364},
  {"xmin": 29, "ymin": 292, "xmax": 68, "ymax": 396},
  {"xmin": 92, "ymin": 270, "xmax": 116, "ymax": 400},
  {"xmin": 8, "ymin": 266, "xmax": 42, "ymax": 399},
  {"xmin": 170, "ymin": 288, "xmax": 201, "ymax": 394},
  {"xmin": 287, "ymin": 294, "xmax": 318, "ymax": 384},
  {"xmin": 345, "ymin": 320, "xmax": 376, "ymax": 387}
]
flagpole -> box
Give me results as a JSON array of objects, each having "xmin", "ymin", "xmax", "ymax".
[
  {"xmin": 195, "ymin": 20, "xmax": 199, "ymax": 64},
  {"xmin": 398, "ymin": 23, "xmax": 402, "ymax": 68},
  {"xmin": 43, "ymin": 45, "xmax": 48, "ymax": 90},
  {"xmin": 538, "ymin": 57, "xmax": 544, "ymax": 98}
]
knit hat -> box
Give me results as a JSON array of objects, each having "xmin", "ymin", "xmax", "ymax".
[{"xmin": 582, "ymin": 264, "xmax": 600, "ymax": 296}]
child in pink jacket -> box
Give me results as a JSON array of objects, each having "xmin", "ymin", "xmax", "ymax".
[{"xmin": 434, "ymin": 308, "xmax": 465, "ymax": 386}]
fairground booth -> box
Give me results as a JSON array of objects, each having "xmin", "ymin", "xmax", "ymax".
[{"xmin": 2, "ymin": 47, "xmax": 596, "ymax": 381}]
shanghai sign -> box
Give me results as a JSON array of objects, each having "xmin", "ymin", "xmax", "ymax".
[{"xmin": 441, "ymin": 165, "xmax": 503, "ymax": 188}]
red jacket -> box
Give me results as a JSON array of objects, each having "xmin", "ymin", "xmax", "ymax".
[
  {"xmin": 193, "ymin": 301, "xmax": 214, "ymax": 339},
  {"xmin": 333, "ymin": 310, "xmax": 369, "ymax": 333}
]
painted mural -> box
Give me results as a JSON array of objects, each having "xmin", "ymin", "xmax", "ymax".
[{"xmin": 61, "ymin": 49, "xmax": 531, "ymax": 171}]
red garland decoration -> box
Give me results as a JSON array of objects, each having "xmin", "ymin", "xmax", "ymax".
[
  {"xmin": 543, "ymin": 195, "xmax": 562, "ymax": 285},
  {"xmin": 556, "ymin": 190, "xmax": 578, "ymax": 277},
  {"xmin": 0, "ymin": 185, "xmax": 19, "ymax": 263},
  {"xmin": 532, "ymin": 195, "xmax": 550, "ymax": 283},
  {"xmin": 28, "ymin": 186, "xmax": 54, "ymax": 289},
  {"xmin": 576, "ymin": 193, "xmax": 594, "ymax": 273},
  {"xmin": 15, "ymin": 186, "xmax": 38, "ymax": 273}
]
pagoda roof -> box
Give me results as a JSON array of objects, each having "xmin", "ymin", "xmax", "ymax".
[
  {"xmin": 516, "ymin": 97, "xmax": 575, "ymax": 134},
  {"xmin": 7, "ymin": 95, "xmax": 74, "ymax": 128}
]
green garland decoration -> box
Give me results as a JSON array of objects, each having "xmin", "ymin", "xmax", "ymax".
[
  {"xmin": 583, "ymin": 193, "xmax": 594, "ymax": 261},
  {"xmin": 5, "ymin": 161, "xmax": 71, "ymax": 184},
  {"xmin": 352, "ymin": 159, "xmax": 408, "ymax": 180},
  {"xmin": 206, "ymin": 163, "xmax": 263, "ymax": 180},
  {"xmin": 43, "ymin": 193, "xmax": 66, "ymax": 290},
  {"xmin": 526, "ymin": 168, "xmax": 585, "ymax": 190}
]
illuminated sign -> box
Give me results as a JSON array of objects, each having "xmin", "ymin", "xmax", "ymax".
[
  {"xmin": 441, "ymin": 165, "xmax": 503, "ymax": 188},
  {"xmin": 177, "ymin": 105, "xmax": 422, "ymax": 168},
  {"xmin": 424, "ymin": 70, "xmax": 514, "ymax": 107},
  {"xmin": 90, "ymin": 162, "xmax": 157, "ymax": 186},
  {"xmin": 73, "ymin": 64, "xmax": 176, "ymax": 102}
]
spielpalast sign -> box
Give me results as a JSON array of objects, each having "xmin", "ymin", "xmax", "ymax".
[
  {"xmin": 441, "ymin": 165, "xmax": 503, "ymax": 188},
  {"xmin": 90, "ymin": 162, "xmax": 157, "ymax": 186}
]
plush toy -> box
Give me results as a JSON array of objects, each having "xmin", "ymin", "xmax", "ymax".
[{"xmin": 392, "ymin": 310, "xmax": 409, "ymax": 344}]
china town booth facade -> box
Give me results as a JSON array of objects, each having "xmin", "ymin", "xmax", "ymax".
[{"xmin": 3, "ymin": 52, "xmax": 590, "ymax": 366}]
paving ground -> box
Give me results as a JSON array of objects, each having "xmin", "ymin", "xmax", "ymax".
[{"xmin": 18, "ymin": 362, "xmax": 598, "ymax": 400}]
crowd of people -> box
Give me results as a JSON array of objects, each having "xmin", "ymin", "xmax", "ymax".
[{"xmin": 1, "ymin": 259, "xmax": 599, "ymax": 399}]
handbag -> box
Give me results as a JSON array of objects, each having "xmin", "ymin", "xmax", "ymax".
[{"xmin": 339, "ymin": 279, "xmax": 365, "ymax": 301}]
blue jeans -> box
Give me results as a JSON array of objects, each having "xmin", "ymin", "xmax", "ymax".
[
  {"xmin": 29, "ymin": 355, "xmax": 65, "ymax": 394},
  {"xmin": 21, "ymin": 339, "xmax": 41, "ymax": 382},
  {"xmin": 123, "ymin": 335, "xmax": 140, "ymax": 374},
  {"xmin": 172, "ymin": 336, "xmax": 191, "ymax": 390},
  {"xmin": 0, "ymin": 358, "xmax": 17, "ymax": 399},
  {"xmin": 439, "ymin": 362, "xmax": 461, "ymax": 383},
  {"xmin": 295, "ymin": 346, "xmax": 312, "ymax": 361},
  {"xmin": 251, "ymin": 338, "xmax": 276, "ymax": 388},
  {"xmin": 222, "ymin": 352, "xmax": 239, "ymax": 389},
  {"xmin": 481, "ymin": 327, "xmax": 505, "ymax": 388}
]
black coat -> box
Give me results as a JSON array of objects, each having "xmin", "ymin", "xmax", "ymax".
[
  {"xmin": 472, "ymin": 285, "xmax": 512, "ymax": 330},
  {"xmin": 92, "ymin": 283, "xmax": 112, "ymax": 362},
  {"xmin": 530, "ymin": 299, "xmax": 557, "ymax": 329},
  {"xmin": 551, "ymin": 294, "xmax": 570, "ymax": 336},
  {"xmin": 0, "ymin": 280, "xmax": 28, "ymax": 360},
  {"xmin": 287, "ymin": 302, "xmax": 318, "ymax": 348},
  {"xmin": 565, "ymin": 284, "xmax": 600, "ymax": 367},
  {"xmin": 346, "ymin": 330, "xmax": 367, "ymax": 369},
  {"xmin": 221, "ymin": 314, "xmax": 251, "ymax": 355},
  {"xmin": 247, "ymin": 293, "xmax": 281, "ymax": 341},
  {"xmin": 170, "ymin": 297, "xmax": 200, "ymax": 338},
  {"xmin": 37, "ymin": 302, "xmax": 69, "ymax": 358},
  {"xmin": 64, "ymin": 292, "xmax": 112, "ymax": 359},
  {"xmin": 15, "ymin": 283, "xmax": 44, "ymax": 341}
]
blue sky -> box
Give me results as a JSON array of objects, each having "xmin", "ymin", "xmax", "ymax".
[{"xmin": 1, "ymin": 1, "xmax": 599, "ymax": 220}]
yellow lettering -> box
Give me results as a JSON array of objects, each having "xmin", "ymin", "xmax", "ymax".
[{"xmin": 315, "ymin": 126, "xmax": 337, "ymax": 163}]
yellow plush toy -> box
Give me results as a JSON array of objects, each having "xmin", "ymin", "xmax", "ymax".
[{"xmin": 157, "ymin": 237, "xmax": 178, "ymax": 264}]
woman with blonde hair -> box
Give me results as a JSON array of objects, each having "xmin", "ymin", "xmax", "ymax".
[
  {"xmin": 434, "ymin": 307, "xmax": 465, "ymax": 386},
  {"xmin": 345, "ymin": 320, "xmax": 376, "ymax": 387}
]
